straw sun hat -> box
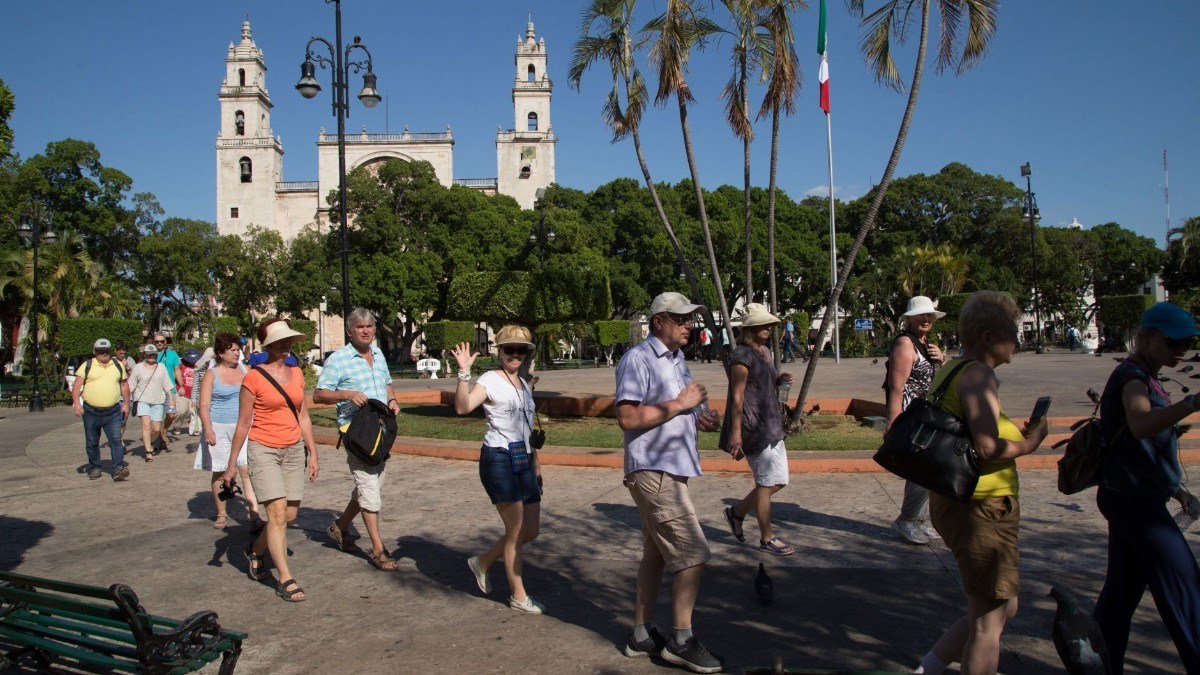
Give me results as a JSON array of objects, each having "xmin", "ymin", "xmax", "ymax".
[
  {"xmin": 740, "ymin": 303, "xmax": 781, "ymax": 328},
  {"xmin": 261, "ymin": 320, "xmax": 306, "ymax": 347},
  {"xmin": 494, "ymin": 325, "xmax": 535, "ymax": 348}
]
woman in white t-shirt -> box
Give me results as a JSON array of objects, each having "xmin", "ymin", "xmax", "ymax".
[{"xmin": 451, "ymin": 325, "xmax": 545, "ymax": 614}]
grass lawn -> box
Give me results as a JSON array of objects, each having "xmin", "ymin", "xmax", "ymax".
[{"xmin": 311, "ymin": 404, "xmax": 882, "ymax": 452}]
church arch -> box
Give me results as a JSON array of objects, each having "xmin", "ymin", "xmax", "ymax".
[
  {"xmin": 527, "ymin": 112, "xmax": 538, "ymax": 132},
  {"xmin": 527, "ymin": 64, "xmax": 536, "ymax": 82},
  {"xmin": 239, "ymin": 156, "xmax": 252, "ymax": 183}
]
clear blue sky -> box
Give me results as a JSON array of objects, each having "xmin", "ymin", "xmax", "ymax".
[{"xmin": 3, "ymin": 1, "xmax": 1196, "ymax": 248}]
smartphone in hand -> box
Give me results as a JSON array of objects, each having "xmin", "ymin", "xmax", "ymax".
[{"xmin": 1029, "ymin": 396, "xmax": 1052, "ymax": 426}]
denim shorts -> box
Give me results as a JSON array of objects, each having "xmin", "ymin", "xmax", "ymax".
[{"xmin": 479, "ymin": 445, "xmax": 541, "ymax": 505}]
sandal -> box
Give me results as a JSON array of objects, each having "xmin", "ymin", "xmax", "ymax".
[
  {"xmin": 367, "ymin": 548, "xmax": 399, "ymax": 572},
  {"xmin": 759, "ymin": 537, "xmax": 796, "ymax": 556},
  {"xmin": 245, "ymin": 544, "xmax": 268, "ymax": 582},
  {"xmin": 276, "ymin": 578, "xmax": 306, "ymax": 602},
  {"xmin": 327, "ymin": 521, "xmax": 360, "ymax": 553},
  {"xmin": 724, "ymin": 506, "xmax": 745, "ymax": 542},
  {"xmin": 213, "ymin": 514, "xmax": 228, "ymax": 530}
]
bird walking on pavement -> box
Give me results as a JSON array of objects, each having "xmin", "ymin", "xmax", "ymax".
[
  {"xmin": 1179, "ymin": 365, "xmax": 1195, "ymax": 373},
  {"xmin": 754, "ymin": 562, "xmax": 773, "ymax": 606},
  {"xmin": 1049, "ymin": 586, "xmax": 1111, "ymax": 675},
  {"xmin": 871, "ymin": 358, "xmax": 879, "ymax": 365}
]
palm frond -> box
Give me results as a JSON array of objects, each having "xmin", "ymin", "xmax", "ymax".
[
  {"xmin": 858, "ymin": 0, "xmax": 903, "ymax": 90},
  {"xmin": 955, "ymin": 0, "xmax": 998, "ymax": 75},
  {"xmin": 934, "ymin": 0, "xmax": 963, "ymax": 73}
]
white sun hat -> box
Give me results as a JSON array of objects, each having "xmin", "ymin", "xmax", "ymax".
[
  {"xmin": 261, "ymin": 320, "xmax": 306, "ymax": 347},
  {"xmin": 903, "ymin": 296, "xmax": 946, "ymax": 319}
]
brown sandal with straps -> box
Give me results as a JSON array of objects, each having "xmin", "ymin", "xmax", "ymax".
[{"xmin": 367, "ymin": 548, "xmax": 399, "ymax": 572}]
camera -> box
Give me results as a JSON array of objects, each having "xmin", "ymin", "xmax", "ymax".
[
  {"xmin": 529, "ymin": 429, "xmax": 546, "ymax": 450},
  {"xmin": 218, "ymin": 478, "xmax": 242, "ymax": 502}
]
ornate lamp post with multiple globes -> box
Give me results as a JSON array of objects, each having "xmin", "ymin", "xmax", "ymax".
[
  {"xmin": 295, "ymin": 0, "xmax": 381, "ymax": 331},
  {"xmin": 1020, "ymin": 162, "xmax": 1044, "ymax": 353},
  {"xmin": 17, "ymin": 205, "xmax": 57, "ymax": 412}
]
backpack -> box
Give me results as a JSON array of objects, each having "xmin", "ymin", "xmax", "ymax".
[
  {"xmin": 338, "ymin": 399, "xmax": 397, "ymax": 466},
  {"xmin": 1054, "ymin": 411, "xmax": 1127, "ymax": 495}
]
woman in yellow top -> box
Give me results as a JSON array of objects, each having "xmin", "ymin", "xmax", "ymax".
[{"xmin": 914, "ymin": 291, "xmax": 1048, "ymax": 675}]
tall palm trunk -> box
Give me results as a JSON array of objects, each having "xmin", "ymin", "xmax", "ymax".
[
  {"xmin": 792, "ymin": 0, "xmax": 931, "ymax": 422},
  {"xmin": 767, "ymin": 105, "xmax": 781, "ymax": 369},
  {"xmin": 742, "ymin": 55, "xmax": 754, "ymax": 304},
  {"xmin": 678, "ymin": 98, "xmax": 734, "ymax": 372}
]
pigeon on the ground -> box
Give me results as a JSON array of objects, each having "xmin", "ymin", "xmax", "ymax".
[
  {"xmin": 1179, "ymin": 365, "xmax": 1195, "ymax": 373},
  {"xmin": 754, "ymin": 562, "xmax": 773, "ymax": 606},
  {"xmin": 809, "ymin": 403, "xmax": 821, "ymax": 415},
  {"xmin": 1094, "ymin": 352, "xmax": 1103, "ymax": 358},
  {"xmin": 1049, "ymin": 586, "xmax": 1111, "ymax": 675},
  {"xmin": 1191, "ymin": 373, "xmax": 1200, "ymax": 379},
  {"xmin": 871, "ymin": 358, "xmax": 879, "ymax": 365}
]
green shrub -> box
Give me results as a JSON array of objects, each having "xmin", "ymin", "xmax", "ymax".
[
  {"xmin": 595, "ymin": 320, "xmax": 633, "ymax": 347},
  {"xmin": 1098, "ymin": 295, "xmax": 1156, "ymax": 334},
  {"xmin": 423, "ymin": 321, "xmax": 475, "ymax": 353},
  {"xmin": 288, "ymin": 318, "xmax": 316, "ymax": 354},
  {"xmin": 784, "ymin": 310, "xmax": 810, "ymax": 333},
  {"xmin": 840, "ymin": 317, "xmax": 875, "ymax": 358},
  {"xmin": 211, "ymin": 316, "xmax": 243, "ymax": 339},
  {"xmin": 448, "ymin": 270, "xmax": 612, "ymax": 323},
  {"xmin": 937, "ymin": 293, "xmax": 972, "ymax": 328},
  {"xmin": 59, "ymin": 318, "xmax": 144, "ymax": 358}
]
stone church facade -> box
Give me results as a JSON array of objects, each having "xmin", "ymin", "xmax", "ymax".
[{"xmin": 215, "ymin": 19, "xmax": 557, "ymax": 243}]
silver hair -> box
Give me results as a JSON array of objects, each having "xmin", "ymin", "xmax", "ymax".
[{"xmin": 347, "ymin": 308, "xmax": 376, "ymax": 329}]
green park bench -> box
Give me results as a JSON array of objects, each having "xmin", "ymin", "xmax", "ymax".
[
  {"xmin": 390, "ymin": 363, "xmax": 421, "ymax": 379},
  {"xmin": 0, "ymin": 571, "xmax": 246, "ymax": 674},
  {"xmin": 0, "ymin": 384, "xmax": 37, "ymax": 408}
]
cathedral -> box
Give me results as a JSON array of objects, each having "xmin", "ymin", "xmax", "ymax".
[{"xmin": 215, "ymin": 19, "xmax": 557, "ymax": 242}]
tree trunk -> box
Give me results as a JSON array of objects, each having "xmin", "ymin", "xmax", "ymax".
[
  {"xmin": 743, "ymin": 60, "xmax": 754, "ymax": 305},
  {"xmin": 678, "ymin": 98, "xmax": 734, "ymax": 375},
  {"xmin": 768, "ymin": 106, "xmax": 781, "ymax": 370},
  {"xmin": 791, "ymin": 0, "xmax": 931, "ymax": 424}
]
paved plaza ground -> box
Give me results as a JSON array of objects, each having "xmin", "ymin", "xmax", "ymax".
[{"xmin": 1, "ymin": 351, "xmax": 1197, "ymax": 673}]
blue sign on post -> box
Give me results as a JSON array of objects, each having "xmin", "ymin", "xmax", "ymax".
[{"xmin": 854, "ymin": 318, "xmax": 874, "ymax": 331}]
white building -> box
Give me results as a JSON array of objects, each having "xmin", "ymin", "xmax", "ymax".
[{"xmin": 215, "ymin": 19, "xmax": 557, "ymax": 242}]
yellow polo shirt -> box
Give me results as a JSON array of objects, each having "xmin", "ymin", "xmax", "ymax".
[
  {"xmin": 80, "ymin": 359, "xmax": 125, "ymax": 408},
  {"xmin": 929, "ymin": 358, "xmax": 1022, "ymax": 499}
]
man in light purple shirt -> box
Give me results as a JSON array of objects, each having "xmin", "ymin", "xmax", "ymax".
[{"xmin": 615, "ymin": 292, "xmax": 722, "ymax": 673}]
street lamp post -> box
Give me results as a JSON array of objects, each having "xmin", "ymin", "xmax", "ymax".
[
  {"xmin": 530, "ymin": 188, "xmax": 556, "ymax": 264},
  {"xmin": 1020, "ymin": 162, "xmax": 1044, "ymax": 353},
  {"xmin": 17, "ymin": 206, "xmax": 58, "ymax": 412},
  {"xmin": 296, "ymin": 0, "xmax": 381, "ymax": 333},
  {"xmin": 318, "ymin": 295, "xmax": 327, "ymax": 358}
]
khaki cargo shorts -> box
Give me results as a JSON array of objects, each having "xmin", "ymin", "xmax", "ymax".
[
  {"xmin": 246, "ymin": 440, "xmax": 307, "ymax": 505},
  {"xmin": 931, "ymin": 493, "xmax": 1021, "ymax": 600},
  {"xmin": 624, "ymin": 470, "xmax": 711, "ymax": 573},
  {"xmin": 347, "ymin": 451, "xmax": 386, "ymax": 512}
]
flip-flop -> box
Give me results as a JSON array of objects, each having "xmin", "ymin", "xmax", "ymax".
[
  {"xmin": 213, "ymin": 514, "xmax": 228, "ymax": 530},
  {"xmin": 723, "ymin": 506, "xmax": 745, "ymax": 542},
  {"xmin": 759, "ymin": 537, "xmax": 795, "ymax": 556}
]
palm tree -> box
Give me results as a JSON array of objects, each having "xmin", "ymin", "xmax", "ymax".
[
  {"xmin": 720, "ymin": 0, "xmax": 770, "ymax": 304},
  {"xmin": 792, "ymin": 0, "xmax": 999, "ymax": 421},
  {"xmin": 571, "ymin": 0, "xmax": 729, "ymax": 365},
  {"xmin": 757, "ymin": 0, "xmax": 803, "ymax": 368},
  {"xmin": 644, "ymin": 0, "xmax": 735, "ymax": 363}
]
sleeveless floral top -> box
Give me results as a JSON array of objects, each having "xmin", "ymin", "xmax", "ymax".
[{"xmin": 892, "ymin": 332, "xmax": 937, "ymax": 410}]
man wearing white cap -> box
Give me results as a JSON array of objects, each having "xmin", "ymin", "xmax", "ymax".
[
  {"xmin": 71, "ymin": 338, "xmax": 131, "ymax": 480},
  {"xmin": 615, "ymin": 292, "xmax": 722, "ymax": 673}
]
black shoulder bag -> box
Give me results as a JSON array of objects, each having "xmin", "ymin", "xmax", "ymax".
[{"xmin": 873, "ymin": 358, "xmax": 979, "ymax": 502}]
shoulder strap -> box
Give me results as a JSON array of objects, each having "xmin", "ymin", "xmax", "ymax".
[
  {"xmin": 132, "ymin": 362, "xmax": 159, "ymax": 401},
  {"xmin": 928, "ymin": 358, "xmax": 976, "ymax": 404},
  {"xmin": 79, "ymin": 359, "xmax": 92, "ymax": 396},
  {"xmin": 252, "ymin": 365, "xmax": 300, "ymax": 423}
]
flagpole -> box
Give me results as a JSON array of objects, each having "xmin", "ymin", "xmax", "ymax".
[{"xmin": 826, "ymin": 108, "xmax": 839, "ymax": 363}]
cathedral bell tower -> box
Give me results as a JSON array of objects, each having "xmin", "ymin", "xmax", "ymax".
[
  {"xmin": 496, "ymin": 18, "xmax": 557, "ymax": 210},
  {"xmin": 216, "ymin": 21, "xmax": 284, "ymax": 236}
]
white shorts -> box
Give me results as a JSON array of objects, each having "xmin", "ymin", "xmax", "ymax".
[
  {"xmin": 193, "ymin": 421, "xmax": 248, "ymax": 471},
  {"xmin": 746, "ymin": 440, "xmax": 789, "ymax": 487},
  {"xmin": 347, "ymin": 452, "xmax": 386, "ymax": 512}
]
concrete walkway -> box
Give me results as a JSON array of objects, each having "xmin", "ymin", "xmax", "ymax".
[{"xmin": 1, "ymin": 405, "xmax": 1194, "ymax": 673}]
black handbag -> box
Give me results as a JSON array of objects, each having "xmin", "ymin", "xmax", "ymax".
[{"xmin": 873, "ymin": 359, "xmax": 979, "ymax": 502}]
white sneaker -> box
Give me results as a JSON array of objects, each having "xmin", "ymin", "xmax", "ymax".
[
  {"xmin": 508, "ymin": 595, "xmax": 545, "ymax": 614},
  {"xmin": 921, "ymin": 522, "xmax": 941, "ymax": 540},
  {"xmin": 467, "ymin": 555, "xmax": 491, "ymax": 594},
  {"xmin": 892, "ymin": 518, "xmax": 930, "ymax": 545}
]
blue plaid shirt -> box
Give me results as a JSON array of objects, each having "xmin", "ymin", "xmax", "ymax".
[{"xmin": 315, "ymin": 343, "xmax": 391, "ymax": 426}]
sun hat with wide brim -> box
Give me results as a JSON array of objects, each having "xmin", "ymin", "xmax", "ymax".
[
  {"xmin": 494, "ymin": 325, "xmax": 535, "ymax": 348},
  {"xmin": 740, "ymin": 303, "xmax": 781, "ymax": 328},
  {"xmin": 903, "ymin": 296, "xmax": 946, "ymax": 319},
  {"xmin": 261, "ymin": 321, "xmax": 306, "ymax": 348}
]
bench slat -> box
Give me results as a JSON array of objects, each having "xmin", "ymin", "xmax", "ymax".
[
  {"xmin": 3, "ymin": 613, "xmax": 140, "ymax": 659},
  {"xmin": 0, "ymin": 624, "xmax": 139, "ymax": 672},
  {"xmin": 0, "ymin": 570, "xmax": 113, "ymax": 600},
  {"xmin": 0, "ymin": 585, "xmax": 127, "ymax": 623},
  {"xmin": 7, "ymin": 608, "xmax": 138, "ymax": 645}
]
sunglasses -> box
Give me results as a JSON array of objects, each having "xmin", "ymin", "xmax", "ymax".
[
  {"xmin": 1167, "ymin": 337, "xmax": 1196, "ymax": 351},
  {"xmin": 153, "ymin": 340, "xmax": 166, "ymax": 344},
  {"xmin": 500, "ymin": 346, "xmax": 530, "ymax": 356},
  {"xmin": 663, "ymin": 313, "xmax": 695, "ymax": 326}
]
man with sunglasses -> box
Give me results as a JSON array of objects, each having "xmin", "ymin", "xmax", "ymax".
[
  {"xmin": 71, "ymin": 338, "xmax": 132, "ymax": 480},
  {"xmin": 152, "ymin": 333, "xmax": 183, "ymax": 451},
  {"xmin": 314, "ymin": 308, "xmax": 401, "ymax": 571},
  {"xmin": 616, "ymin": 292, "xmax": 722, "ymax": 673}
]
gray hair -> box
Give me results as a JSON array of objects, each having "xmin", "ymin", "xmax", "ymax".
[{"xmin": 347, "ymin": 308, "xmax": 376, "ymax": 329}]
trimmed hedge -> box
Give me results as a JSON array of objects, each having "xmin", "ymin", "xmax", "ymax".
[
  {"xmin": 1098, "ymin": 295, "xmax": 1156, "ymax": 334},
  {"xmin": 936, "ymin": 293, "xmax": 972, "ymax": 328},
  {"xmin": 423, "ymin": 321, "xmax": 475, "ymax": 353},
  {"xmin": 595, "ymin": 320, "xmax": 633, "ymax": 347},
  {"xmin": 448, "ymin": 270, "xmax": 612, "ymax": 323},
  {"xmin": 60, "ymin": 319, "xmax": 144, "ymax": 357}
]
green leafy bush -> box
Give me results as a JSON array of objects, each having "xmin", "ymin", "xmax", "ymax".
[
  {"xmin": 423, "ymin": 321, "xmax": 475, "ymax": 353},
  {"xmin": 1098, "ymin": 295, "xmax": 1156, "ymax": 334},
  {"xmin": 59, "ymin": 319, "xmax": 144, "ymax": 357},
  {"xmin": 211, "ymin": 316, "xmax": 243, "ymax": 339},
  {"xmin": 839, "ymin": 318, "xmax": 875, "ymax": 358},
  {"xmin": 448, "ymin": 270, "xmax": 611, "ymax": 323},
  {"xmin": 936, "ymin": 293, "xmax": 972, "ymax": 328},
  {"xmin": 288, "ymin": 318, "xmax": 316, "ymax": 354},
  {"xmin": 595, "ymin": 320, "xmax": 632, "ymax": 347},
  {"xmin": 784, "ymin": 311, "xmax": 810, "ymax": 333}
]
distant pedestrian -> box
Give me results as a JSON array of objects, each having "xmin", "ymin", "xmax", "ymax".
[
  {"xmin": 452, "ymin": 325, "xmax": 545, "ymax": 613},
  {"xmin": 128, "ymin": 344, "xmax": 176, "ymax": 462},
  {"xmin": 174, "ymin": 348, "xmax": 201, "ymax": 436},
  {"xmin": 151, "ymin": 333, "xmax": 183, "ymax": 452},
  {"xmin": 616, "ymin": 292, "xmax": 722, "ymax": 673},
  {"xmin": 189, "ymin": 347, "xmax": 215, "ymax": 437},
  {"xmin": 781, "ymin": 317, "xmax": 797, "ymax": 363},
  {"xmin": 916, "ymin": 291, "xmax": 1047, "ymax": 675},
  {"xmin": 720, "ymin": 304, "xmax": 795, "ymax": 556},
  {"xmin": 699, "ymin": 326, "xmax": 713, "ymax": 363},
  {"xmin": 315, "ymin": 309, "xmax": 402, "ymax": 572},
  {"xmin": 884, "ymin": 296, "xmax": 947, "ymax": 545},
  {"xmin": 114, "ymin": 342, "xmax": 136, "ymax": 437},
  {"xmin": 223, "ymin": 318, "xmax": 319, "ymax": 603},
  {"xmin": 195, "ymin": 333, "xmax": 262, "ymax": 531},
  {"xmin": 1093, "ymin": 302, "xmax": 1200, "ymax": 672},
  {"xmin": 71, "ymin": 338, "xmax": 131, "ymax": 480}
]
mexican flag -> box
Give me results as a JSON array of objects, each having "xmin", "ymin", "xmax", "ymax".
[{"xmin": 817, "ymin": 0, "xmax": 830, "ymax": 113}]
